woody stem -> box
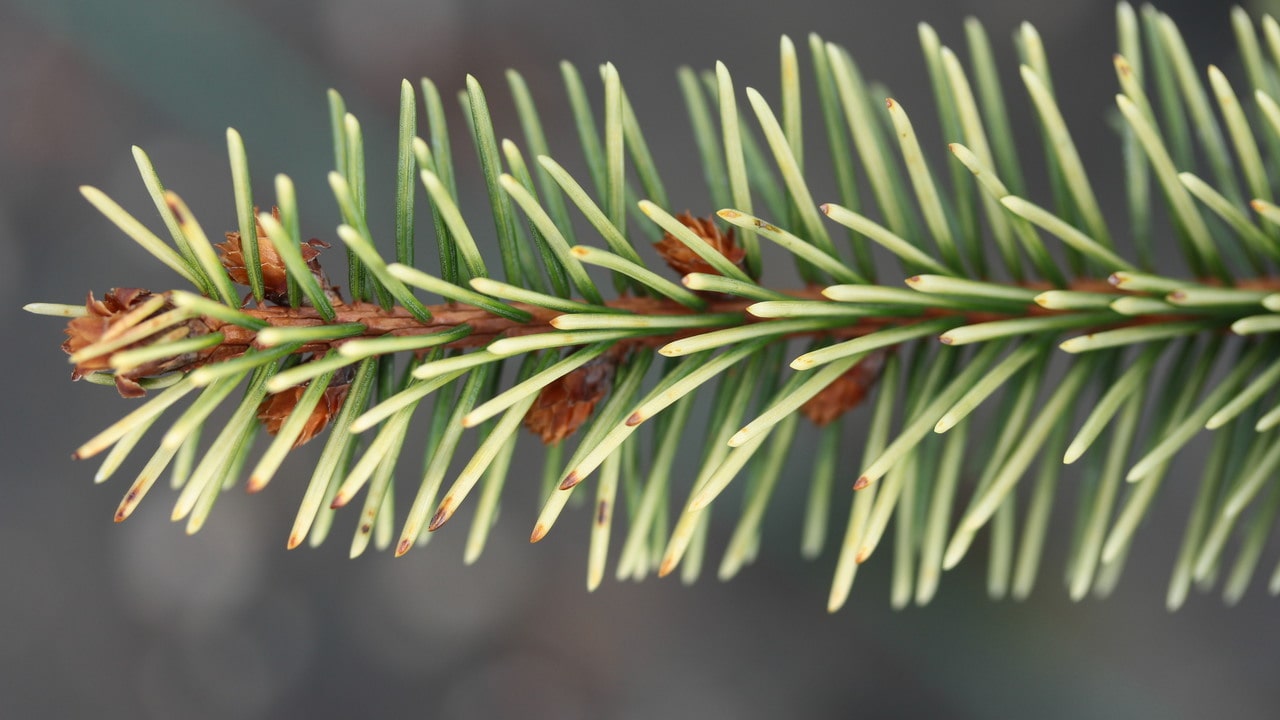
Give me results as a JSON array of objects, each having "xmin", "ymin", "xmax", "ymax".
[{"xmin": 199, "ymin": 276, "xmax": 1278, "ymax": 361}]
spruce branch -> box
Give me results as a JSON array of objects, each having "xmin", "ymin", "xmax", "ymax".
[{"xmin": 26, "ymin": 2, "xmax": 1280, "ymax": 608}]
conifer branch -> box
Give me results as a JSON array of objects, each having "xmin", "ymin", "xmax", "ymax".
[{"xmin": 26, "ymin": 2, "xmax": 1280, "ymax": 608}]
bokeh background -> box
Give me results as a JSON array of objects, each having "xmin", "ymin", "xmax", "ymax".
[{"xmin": 3, "ymin": 0, "xmax": 1279, "ymax": 718}]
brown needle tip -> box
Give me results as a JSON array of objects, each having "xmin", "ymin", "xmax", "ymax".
[
  {"xmin": 530, "ymin": 524, "xmax": 548, "ymax": 543},
  {"xmin": 427, "ymin": 502, "xmax": 452, "ymax": 532}
]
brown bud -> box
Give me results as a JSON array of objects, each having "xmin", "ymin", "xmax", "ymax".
[
  {"xmin": 654, "ymin": 212, "xmax": 745, "ymax": 277},
  {"xmin": 62, "ymin": 288, "xmax": 155, "ymax": 364},
  {"xmin": 800, "ymin": 350, "xmax": 889, "ymax": 426},
  {"xmin": 218, "ymin": 207, "xmax": 335, "ymax": 306},
  {"xmin": 523, "ymin": 355, "xmax": 617, "ymax": 445},
  {"xmin": 63, "ymin": 288, "xmax": 212, "ymax": 397},
  {"xmin": 257, "ymin": 365, "xmax": 353, "ymax": 447}
]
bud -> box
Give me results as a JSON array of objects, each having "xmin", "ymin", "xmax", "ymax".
[
  {"xmin": 654, "ymin": 212, "xmax": 745, "ymax": 277},
  {"xmin": 523, "ymin": 355, "xmax": 617, "ymax": 444},
  {"xmin": 256, "ymin": 365, "xmax": 354, "ymax": 447},
  {"xmin": 63, "ymin": 288, "xmax": 213, "ymax": 397},
  {"xmin": 800, "ymin": 350, "xmax": 888, "ymax": 426},
  {"xmin": 217, "ymin": 207, "xmax": 334, "ymax": 305}
]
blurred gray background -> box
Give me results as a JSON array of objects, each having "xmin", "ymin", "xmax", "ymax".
[{"xmin": 3, "ymin": 0, "xmax": 1278, "ymax": 718}]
